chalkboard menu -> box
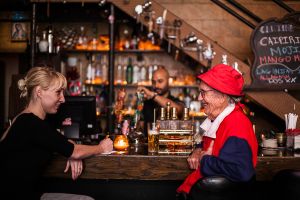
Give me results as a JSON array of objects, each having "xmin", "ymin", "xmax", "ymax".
[{"xmin": 251, "ymin": 12, "xmax": 300, "ymax": 90}]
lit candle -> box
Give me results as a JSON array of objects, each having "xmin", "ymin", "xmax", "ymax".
[{"xmin": 113, "ymin": 135, "xmax": 129, "ymax": 151}]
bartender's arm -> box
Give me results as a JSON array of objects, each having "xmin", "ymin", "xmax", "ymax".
[{"xmin": 137, "ymin": 86, "xmax": 184, "ymax": 116}]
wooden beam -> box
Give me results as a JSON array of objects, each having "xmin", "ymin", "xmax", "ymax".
[{"xmin": 246, "ymin": 91, "xmax": 300, "ymax": 128}]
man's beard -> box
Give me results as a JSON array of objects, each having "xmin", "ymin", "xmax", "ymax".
[{"xmin": 154, "ymin": 87, "xmax": 169, "ymax": 96}]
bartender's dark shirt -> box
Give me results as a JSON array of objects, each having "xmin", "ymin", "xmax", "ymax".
[
  {"xmin": 142, "ymin": 93, "xmax": 184, "ymax": 135},
  {"xmin": 0, "ymin": 113, "xmax": 74, "ymax": 199}
]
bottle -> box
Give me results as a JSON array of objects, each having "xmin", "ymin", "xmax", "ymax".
[
  {"xmin": 183, "ymin": 88, "xmax": 192, "ymax": 108},
  {"xmin": 166, "ymin": 102, "xmax": 171, "ymax": 120},
  {"xmin": 171, "ymin": 107, "xmax": 178, "ymax": 120},
  {"xmin": 169, "ymin": 107, "xmax": 178, "ymax": 130},
  {"xmin": 159, "ymin": 107, "xmax": 167, "ymax": 130},
  {"xmin": 160, "ymin": 107, "xmax": 166, "ymax": 121},
  {"xmin": 183, "ymin": 107, "xmax": 190, "ymax": 121},
  {"xmin": 115, "ymin": 57, "xmax": 123, "ymax": 85},
  {"xmin": 101, "ymin": 55, "xmax": 108, "ymax": 85},
  {"xmin": 178, "ymin": 89, "xmax": 185, "ymax": 102},
  {"xmin": 132, "ymin": 63, "xmax": 140, "ymax": 84},
  {"xmin": 38, "ymin": 31, "xmax": 48, "ymax": 53},
  {"xmin": 94, "ymin": 55, "xmax": 102, "ymax": 84},
  {"xmin": 140, "ymin": 61, "xmax": 147, "ymax": 84},
  {"xmin": 86, "ymin": 57, "xmax": 93, "ymax": 84},
  {"xmin": 126, "ymin": 58, "xmax": 133, "ymax": 84},
  {"xmin": 77, "ymin": 26, "xmax": 88, "ymax": 50},
  {"xmin": 48, "ymin": 25, "xmax": 54, "ymax": 53},
  {"xmin": 181, "ymin": 108, "xmax": 192, "ymax": 130},
  {"xmin": 148, "ymin": 64, "xmax": 153, "ymax": 82},
  {"xmin": 190, "ymin": 94, "xmax": 201, "ymax": 114}
]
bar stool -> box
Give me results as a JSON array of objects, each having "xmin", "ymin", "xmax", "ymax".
[
  {"xmin": 188, "ymin": 176, "xmax": 256, "ymax": 200},
  {"xmin": 273, "ymin": 169, "xmax": 300, "ymax": 200}
]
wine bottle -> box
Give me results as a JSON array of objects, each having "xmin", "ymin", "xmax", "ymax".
[{"xmin": 126, "ymin": 58, "xmax": 133, "ymax": 84}]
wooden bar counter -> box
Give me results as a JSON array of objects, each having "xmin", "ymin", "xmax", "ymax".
[{"xmin": 44, "ymin": 144, "xmax": 300, "ymax": 181}]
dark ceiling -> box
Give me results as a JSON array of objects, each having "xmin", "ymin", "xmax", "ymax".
[{"xmin": 0, "ymin": 0, "xmax": 30, "ymax": 11}]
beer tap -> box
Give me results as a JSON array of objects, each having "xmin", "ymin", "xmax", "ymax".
[
  {"xmin": 203, "ymin": 42, "xmax": 216, "ymax": 61},
  {"xmin": 156, "ymin": 9, "xmax": 167, "ymax": 40},
  {"xmin": 165, "ymin": 19, "xmax": 182, "ymax": 53},
  {"xmin": 233, "ymin": 62, "xmax": 242, "ymax": 74},
  {"xmin": 221, "ymin": 54, "xmax": 228, "ymax": 65},
  {"xmin": 180, "ymin": 32, "xmax": 204, "ymax": 61},
  {"xmin": 134, "ymin": 1, "xmax": 153, "ymax": 31},
  {"xmin": 174, "ymin": 19, "xmax": 182, "ymax": 46}
]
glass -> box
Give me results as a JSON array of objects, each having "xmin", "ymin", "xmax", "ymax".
[
  {"xmin": 199, "ymin": 89, "xmax": 214, "ymax": 98},
  {"xmin": 148, "ymin": 124, "xmax": 159, "ymax": 153},
  {"xmin": 113, "ymin": 135, "xmax": 129, "ymax": 151}
]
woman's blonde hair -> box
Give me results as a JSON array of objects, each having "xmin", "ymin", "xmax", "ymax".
[{"xmin": 18, "ymin": 66, "xmax": 67, "ymax": 103}]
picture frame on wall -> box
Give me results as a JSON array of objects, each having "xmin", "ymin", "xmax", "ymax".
[{"xmin": 11, "ymin": 22, "xmax": 29, "ymax": 42}]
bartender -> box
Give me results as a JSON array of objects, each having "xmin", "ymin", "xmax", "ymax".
[{"xmin": 137, "ymin": 66, "xmax": 184, "ymax": 135}]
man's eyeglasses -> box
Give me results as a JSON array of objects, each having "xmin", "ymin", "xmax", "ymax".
[{"xmin": 199, "ymin": 89, "xmax": 214, "ymax": 98}]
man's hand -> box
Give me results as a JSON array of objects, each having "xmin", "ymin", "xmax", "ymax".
[
  {"xmin": 187, "ymin": 141, "xmax": 214, "ymax": 170},
  {"xmin": 137, "ymin": 86, "xmax": 155, "ymax": 100}
]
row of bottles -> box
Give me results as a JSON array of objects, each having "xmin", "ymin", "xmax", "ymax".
[
  {"xmin": 67, "ymin": 54, "xmax": 160, "ymax": 86},
  {"xmin": 37, "ymin": 24, "xmax": 161, "ymax": 52},
  {"xmin": 83, "ymin": 55, "xmax": 197, "ymax": 87},
  {"xmin": 86, "ymin": 54, "xmax": 108, "ymax": 85},
  {"xmin": 115, "ymin": 57, "xmax": 158, "ymax": 86}
]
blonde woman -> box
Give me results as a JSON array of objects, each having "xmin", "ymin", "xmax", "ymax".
[{"xmin": 0, "ymin": 66, "xmax": 113, "ymax": 199}]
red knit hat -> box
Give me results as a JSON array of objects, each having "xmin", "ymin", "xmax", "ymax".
[{"xmin": 197, "ymin": 64, "xmax": 244, "ymax": 96}]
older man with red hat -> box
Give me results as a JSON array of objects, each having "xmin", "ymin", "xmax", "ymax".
[{"xmin": 177, "ymin": 64, "xmax": 258, "ymax": 197}]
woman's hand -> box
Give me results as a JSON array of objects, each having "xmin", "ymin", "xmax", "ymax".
[
  {"xmin": 98, "ymin": 138, "xmax": 113, "ymax": 153},
  {"xmin": 187, "ymin": 141, "xmax": 214, "ymax": 170},
  {"xmin": 64, "ymin": 159, "xmax": 83, "ymax": 180}
]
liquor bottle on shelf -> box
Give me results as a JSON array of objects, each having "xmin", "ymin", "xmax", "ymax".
[
  {"xmin": 183, "ymin": 88, "xmax": 192, "ymax": 108},
  {"xmin": 86, "ymin": 56, "xmax": 93, "ymax": 84},
  {"xmin": 132, "ymin": 61, "xmax": 140, "ymax": 84},
  {"xmin": 76, "ymin": 26, "xmax": 88, "ymax": 50},
  {"xmin": 101, "ymin": 55, "xmax": 108, "ymax": 85},
  {"xmin": 126, "ymin": 57, "xmax": 133, "ymax": 84},
  {"xmin": 48, "ymin": 25, "xmax": 54, "ymax": 53},
  {"xmin": 190, "ymin": 94, "xmax": 201, "ymax": 116},
  {"xmin": 177, "ymin": 89, "xmax": 185, "ymax": 102},
  {"xmin": 140, "ymin": 61, "xmax": 147, "ymax": 84},
  {"xmin": 115, "ymin": 56, "xmax": 123, "ymax": 85},
  {"xmin": 38, "ymin": 31, "xmax": 48, "ymax": 53},
  {"xmin": 122, "ymin": 63, "xmax": 127, "ymax": 85},
  {"xmin": 94, "ymin": 55, "xmax": 102, "ymax": 84},
  {"xmin": 148, "ymin": 64, "xmax": 153, "ymax": 83}
]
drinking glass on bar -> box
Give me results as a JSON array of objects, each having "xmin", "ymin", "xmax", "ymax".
[{"xmin": 148, "ymin": 123, "xmax": 159, "ymax": 153}]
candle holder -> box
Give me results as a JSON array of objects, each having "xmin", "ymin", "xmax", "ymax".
[{"xmin": 113, "ymin": 135, "xmax": 129, "ymax": 151}]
